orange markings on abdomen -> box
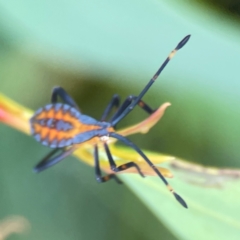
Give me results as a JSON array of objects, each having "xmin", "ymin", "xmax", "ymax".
[{"xmin": 32, "ymin": 105, "xmax": 103, "ymax": 144}]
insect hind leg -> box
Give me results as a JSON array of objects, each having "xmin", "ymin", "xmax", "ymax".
[
  {"xmin": 34, "ymin": 147, "xmax": 75, "ymax": 173},
  {"xmin": 51, "ymin": 86, "xmax": 80, "ymax": 111}
]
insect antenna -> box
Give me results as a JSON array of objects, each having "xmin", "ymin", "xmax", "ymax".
[
  {"xmin": 108, "ymin": 132, "xmax": 188, "ymax": 208},
  {"xmin": 111, "ymin": 35, "xmax": 190, "ymax": 127}
]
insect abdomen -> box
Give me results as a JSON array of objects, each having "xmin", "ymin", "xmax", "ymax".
[{"xmin": 30, "ymin": 103, "xmax": 82, "ymax": 148}]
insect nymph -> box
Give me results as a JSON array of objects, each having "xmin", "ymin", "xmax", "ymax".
[{"xmin": 30, "ymin": 35, "xmax": 190, "ymax": 208}]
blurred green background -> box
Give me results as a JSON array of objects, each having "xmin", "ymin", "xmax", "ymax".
[{"xmin": 1, "ymin": 1, "xmax": 240, "ymax": 240}]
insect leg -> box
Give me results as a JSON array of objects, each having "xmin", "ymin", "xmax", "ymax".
[
  {"xmin": 111, "ymin": 95, "xmax": 155, "ymax": 124},
  {"xmin": 33, "ymin": 147, "xmax": 76, "ymax": 173},
  {"xmin": 94, "ymin": 145, "xmax": 122, "ymax": 184},
  {"xmin": 109, "ymin": 132, "xmax": 188, "ymax": 208},
  {"xmin": 104, "ymin": 143, "xmax": 144, "ymax": 177},
  {"xmin": 51, "ymin": 86, "xmax": 80, "ymax": 110},
  {"xmin": 111, "ymin": 35, "xmax": 190, "ymax": 126},
  {"xmin": 101, "ymin": 94, "xmax": 120, "ymax": 121}
]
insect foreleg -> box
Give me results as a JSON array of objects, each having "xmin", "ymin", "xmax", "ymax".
[
  {"xmin": 111, "ymin": 95, "xmax": 156, "ymax": 125},
  {"xmin": 101, "ymin": 94, "xmax": 120, "ymax": 121}
]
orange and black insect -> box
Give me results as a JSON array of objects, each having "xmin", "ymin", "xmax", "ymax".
[{"xmin": 30, "ymin": 35, "xmax": 190, "ymax": 208}]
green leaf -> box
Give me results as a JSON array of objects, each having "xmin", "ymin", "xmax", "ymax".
[{"xmin": 121, "ymin": 165, "xmax": 240, "ymax": 240}]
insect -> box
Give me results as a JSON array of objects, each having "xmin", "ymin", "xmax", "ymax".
[{"xmin": 30, "ymin": 35, "xmax": 190, "ymax": 208}]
